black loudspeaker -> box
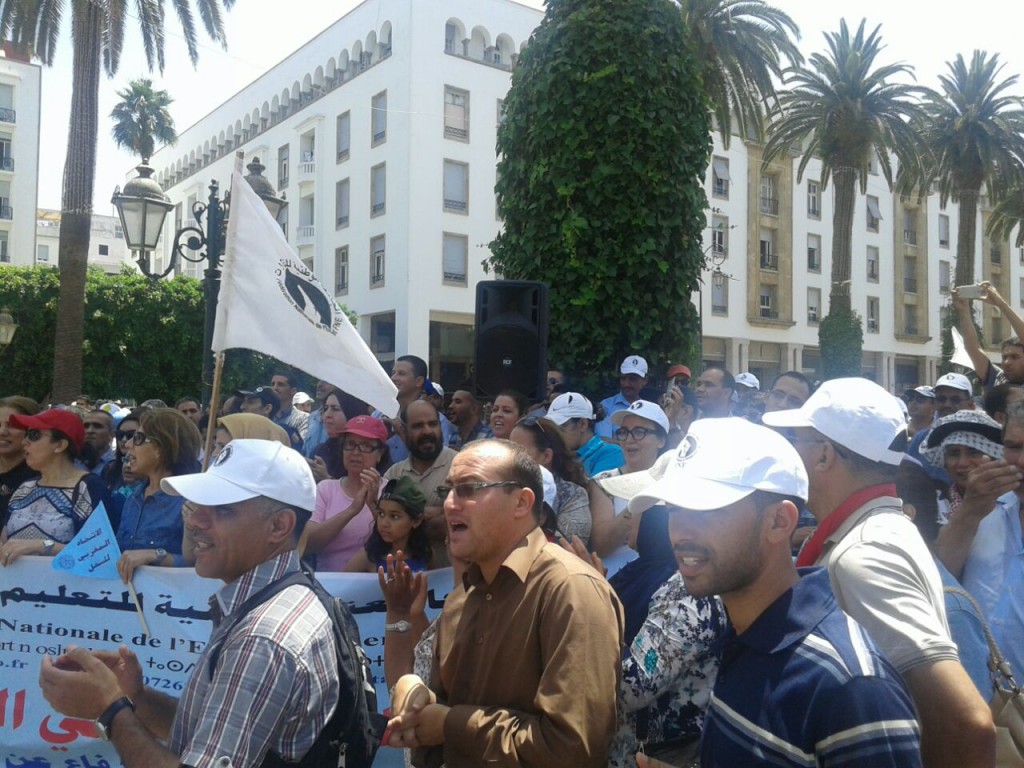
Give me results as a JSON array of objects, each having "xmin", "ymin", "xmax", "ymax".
[{"xmin": 474, "ymin": 281, "xmax": 549, "ymax": 401}]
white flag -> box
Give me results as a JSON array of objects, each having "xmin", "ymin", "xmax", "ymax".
[
  {"xmin": 949, "ymin": 326, "xmax": 976, "ymax": 372},
  {"xmin": 213, "ymin": 169, "xmax": 399, "ymax": 417}
]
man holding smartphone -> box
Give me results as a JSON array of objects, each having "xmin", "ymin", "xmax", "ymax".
[{"xmin": 953, "ymin": 282, "xmax": 1024, "ymax": 391}]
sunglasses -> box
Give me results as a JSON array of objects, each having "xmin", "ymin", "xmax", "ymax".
[
  {"xmin": 436, "ymin": 481, "xmax": 522, "ymax": 499},
  {"xmin": 116, "ymin": 429, "xmax": 137, "ymax": 442},
  {"xmin": 132, "ymin": 431, "xmax": 157, "ymax": 447}
]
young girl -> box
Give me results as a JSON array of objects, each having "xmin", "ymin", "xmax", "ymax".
[{"xmin": 343, "ymin": 477, "xmax": 433, "ymax": 573}]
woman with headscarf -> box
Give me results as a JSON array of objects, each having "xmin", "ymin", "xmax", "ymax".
[{"xmin": 210, "ymin": 412, "xmax": 290, "ymax": 460}]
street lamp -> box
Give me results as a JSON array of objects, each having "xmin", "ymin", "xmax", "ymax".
[
  {"xmin": 112, "ymin": 157, "xmax": 287, "ymax": 406},
  {"xmin": 0, "ymin": 308, "xmax": 17, "ymax": 353}
]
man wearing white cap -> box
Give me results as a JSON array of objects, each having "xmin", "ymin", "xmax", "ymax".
[
  {"xmin": 547, "ymin": 391, "xmax": 624, "ymax": 476},
  {"xmin": 38, "ymin": 440, "xmax": 343, "ymax": 768},
  {"xmin": 907, "ymin": 372, "xmax": 975, "ymax": 485},
  {"xmin": 596, "ymin": 354, "xmax": 650, "ymax": 438},
  {"xmin": 629, "ymin": 418, "xmax": 921, "ymax": 767},
  {"xmin": 763, "ymin": 378, "xmax": 995, "ymax": 768}
]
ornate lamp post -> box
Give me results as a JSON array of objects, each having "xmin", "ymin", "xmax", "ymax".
[{"xmin": 112, "ymin": 158, "xmax": 287, "ymax": 406}]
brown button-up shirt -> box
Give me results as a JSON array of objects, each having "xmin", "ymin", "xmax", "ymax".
[{"xmin": 421, "ymin": 527, "xmax": 624, "ymax": 767}]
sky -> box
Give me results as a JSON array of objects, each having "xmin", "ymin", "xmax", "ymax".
[{"xmin": 32, "ymin": 0, "xmax": 1024, "ymax": 213}]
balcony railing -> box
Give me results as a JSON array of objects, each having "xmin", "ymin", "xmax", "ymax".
[
  {"xmin": 444, "ymin": 125, "xmax": 468, "ymax": 140},
  {"xmin": 0, "ymin": 156, "xmax": 13, "ymax": 171},
  {"xmin": 905, "ymin": 325, "xmax": 919, "ymax": 336},
  {"xmin": 370, "ymin": 273, "xmax": 385, "ymax": 286},
  {"xmin": 0, "ymin": 205, "xmax": 13, "ymax": 220},
  {"xmin": 444, "ymin": 199, "xmax": 467, "ymax": 212},
  {"xmin": 760, "ymin": 252, "xmax": 778, "ymax": 270},
  {"xmin": 991, "ymin": 247, "xmax": 1003, "ymax": 264},
  {"xmin": 0, "ymin": 107, "xmax": 15, "ymax": 123},
  {"xmin": 297, "ymin": 225, "xmax": 315, "ymax": 244},
  {"xmin": 808, "ymin": 204, "xmax": 820, "ymax": 218},
  {"xmin": 713, "ymin": 181, "xmax": 728, "ymax": 198},
  {"xmin": 807, "ymin": 250, "xmax": 820, "ymax": 271},
  {"xmin": 443, "ymin": 271, "xmax": 467, "ymax": 283},
  {"xmin": 808, "ymin": 310, "xmax": 819, "ymax": 323},
  {"xmin": 372, "ymin": 202, "xmax": 385, "ymax": 215},
  {"xmin": 712, "ymin": 243, "xmax": 727, "ymax": 256},
  {"xmin": 759, "ymin": 196, "xmax": 779, "ymax": 215},
  {"xmin": 903, "ymin": 228, "xmax": 918, "ymax": 245},
  {"xmin": 868, "ymin": 319, "xmax": 879, "ymax": 332},
  {"xmin": 298, "ymin": 161, "xmax": 316, "ymax": 177},
  {"xmin": 867, "ymin": 264, "xmax": 879, "ymax": 281},
  {"xmin": 336, "ymin": 215, "xmax": 349, "ymax": 228},
  {"xmin": 712, "ymin": 304, "xmax": 728, "ymax": 315},
  {"xmin": 759, "ymin": 308, "xmax": 779, "ymax": 319}
]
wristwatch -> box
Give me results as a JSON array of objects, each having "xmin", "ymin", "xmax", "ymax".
[
  {"xmin": 153, "ymin": 548, "xmax": 168, "ymax": 564},
  {"xmin": 385, "ymin": 619, "xmax": 412, "ymax": 633},
  {"xmin": 41, "ymin": 539, "xmax": 56, "ymax": 556},
  {"xmin": 95, "ymin": 696, "xmax": 135, "ymax": 741}
]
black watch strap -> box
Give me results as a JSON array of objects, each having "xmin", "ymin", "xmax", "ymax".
[{"xmin": 97, "ymin": 696, "xmax": 135, "ymax": 740}]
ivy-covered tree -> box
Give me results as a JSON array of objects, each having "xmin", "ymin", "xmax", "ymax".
[{"xmin": 488, "ymin": 0, "xmax": 710, "ymax": 389}]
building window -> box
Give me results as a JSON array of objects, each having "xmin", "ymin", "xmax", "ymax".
[
  {"xmin": 0, "ymin": 84, "xmax": 14, "ymax": 123},
  {"xmin": 335, "ymin": 179, "xmax": 350, "ymax": 228},
  {"xmin": 278, "ymin": 144, "xmax": 290, "ymax": 188},
  {"xmin": 759, "ymin": 285, "xmax": 778, "ymax": 319},
  {"xmin": 867, "ymin": 297, "xmax": 879, "ymax": 333},
  {"xmin": 939, "ymin": 214, "xmax": 950, "ymax": 248},
  {"xmin": 336, "ymin": 111, "xmax": 350, "ymax": 162},
  {"xmin": 807, "ymin": 233, "xmax": 821, "ymax": 272},
  {"xmin": 991, "ymin": 243, "xmax": 1003, "ymax": 265},
  {"xmin": 444, "ymin": 86, "xmax": 469, "ymax": 141},
  {"xmin": 807, "ymin": 180, "xmax": 820, "ymax": 218},
  {"xmin": 334, "ymin": 246, "xmax": 349, "ymax": 295},
  {"xmin": 98, "ymin": 244, "xmax": 109, "ymax": 256},
  {"xmin": 371, "ymin": 163, "xmax": 386, "ymax": 217},
  {"xmin": 992, "ymin": 317, "xmax": 1004, "ymax": 346},
  {"xmin": 940, "ymin": 260, "xmax": 951, "ymax": 294},
  {"xmin": 867, "ymin": 155, "xmax": 879, "ymax": 175},
  {"xmin": 712, "ymin": 157, "xmax": 730, "ymax": 199},
  {"xmin": 903, "ymin": 209, "xmax": 917, "ymax": 245},
  {"xmin": 443, "ymin": 160, "xmax": 469, "ymax": 213},
  {"xmin": 0, "ymin": 231, "xmax": 7, "ymax": 262},
  {"xmin": 866, "ymin": 195, "xmax": 882, "ymax": 232},
  {"xmin": 808, "ymin": 288, "xmax": 821, "ymax": 324},
  {"xmin": 711, "ymin": 271, "xmax": 728, "ymax": 315},
  {"xmin": 867, "ymin": 246, "xmax": 879, "ymax": 281},
  {"xmin": 36, "ymin": 243, "xmax": 49, "ymax": 263},
  {"xmin": 370, "ymin": 235, "xmax": 386, "ymax": 287},
  {"xmin": 1019, "ymin": 278, "xmax": 1024, "ymax": 307},
  {"xmin": 759, "ymin": 175, "xmax": 778, "ymax": 215},
  {"xmin": 0, "ymin": 132, "xmax": 11, "ymax": 171},
  {"xmin": 759, "ymin": 228, "xmax": 776, "ymax": 270},
  {"xmin": 445, "ymin": 23, "xmax": 458, "ymax": 54},
  {"xmin": 711, "ymin": 215, "xmax": 728, "ymax": 256},
  {"xmin": 903, "ymin": 256, "xmax": 917, "ymax": 293},
  {"xmin": 371, "ymin": 91, "xmax": 387, "ymax": 146},
  {"xmin": 371, "ymin": 312, "xmax": 396, "ymax": 359},
  {"xmin": 905, "ymin": 304, "xmax": 918, "ymax": 336},
  {"xmin": 443, "ymin": 233, "xmax": 469, "ymax": 285}
]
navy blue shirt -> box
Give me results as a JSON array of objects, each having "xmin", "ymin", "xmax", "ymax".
[
  {"xmin": 702, "ymin": 568, "xmax": 921, "ymax": 768},
  {"xmin": 116, "ymin": 484, "xmax": 186, "ymax": 564}
]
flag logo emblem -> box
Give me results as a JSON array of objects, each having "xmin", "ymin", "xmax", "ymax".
[{"xmin": 275, "ymin": 258, "xmax": 340, "ymax": 335}]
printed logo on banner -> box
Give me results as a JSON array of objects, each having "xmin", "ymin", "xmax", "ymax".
[{"xmin": 276, "ymin": 258, "xmax": 342, "ymax": 335}]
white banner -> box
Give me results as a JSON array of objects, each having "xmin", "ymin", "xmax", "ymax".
[{"xmin": 0, "ymin": 558, "xmax": 453, "ymax": 767}]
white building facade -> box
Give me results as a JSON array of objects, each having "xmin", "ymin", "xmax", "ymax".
[
  {"xmin": 36, "ymin": 209, "xmax": 131, "ymax": 273},
  {"xmin": 148, "ymin": 0, "xmax": 541, "ymax": 382},
  {"xmin": 0, "ymin": 43, "xmax": 40, "ymax": 267}
]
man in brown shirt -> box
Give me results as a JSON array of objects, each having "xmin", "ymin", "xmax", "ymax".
[{"xmin": 388, "ymin": 439, "xmax": 624, "ymax": 767}]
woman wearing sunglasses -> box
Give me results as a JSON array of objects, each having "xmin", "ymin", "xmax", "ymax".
[
  {"xmin": 114, "ymin": 408, "xmax": 202, "ymax": 582},
  {"xmin": 306, "ymin": 415, "xmax": 390, "ymax": 571},
  {"xmin": 509, "ymin": 416, "xmax": 592, "ymax": 546},
  {"xmin": 100, "ymin": 407, "xmax": 147, "ymax": 499},
  {"xmin": 0, "ymin": 409, "xmax": 110, "ymax": 566}
]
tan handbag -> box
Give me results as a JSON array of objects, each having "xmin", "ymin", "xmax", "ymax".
[{"xmin": 945, "ymin": 586, "xmax": 1024, "ymax": 766}]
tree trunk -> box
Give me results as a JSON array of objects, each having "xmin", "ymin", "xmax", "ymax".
[
  {"xmin": 50, "ymin": 2, "xmax": 102, "ymax": 403},
  {"xmin": 954, "ymin": 189, "xmax": 979, "ymax": 288},
  {"xmin": 827, "ymin": 167, "xmax": 856, "ymax": 315}
]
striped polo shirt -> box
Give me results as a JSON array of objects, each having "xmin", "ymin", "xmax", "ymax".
[{"xmin": 701, "ymin": 567, "xmax": 921, "ymax": 768}]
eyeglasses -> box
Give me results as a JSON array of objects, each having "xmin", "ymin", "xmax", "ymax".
[
  {"xmin": 25, "ymin": 429, "xmax": 49, "ymax": 442},
  {"xmin": 613, "ymin": 426, "xmax": 657, "ymax": 442},
  {"xmin": 516, "ymin": 416, "xmax": 553, "ymax": 446},
  {"xmin": 436, "ymin": 481, "xmax": 522, "ymax": 499},
  {"xmin": 342, "ymin": 440, "xmax": 383, "ymax": 454},
  {"xmin": 116, "ymin": 429, "xmax": 137, "ymax": 442},
  {"xmin": 132, "ymin": 431, "xmax": 157, "ymax": 447}
]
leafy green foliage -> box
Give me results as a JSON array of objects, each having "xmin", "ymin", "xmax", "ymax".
[
  {"xmin": 819, "ymin": 307, "xmax": 863, "ymax": 380},
  {"xmin": 0, "ymin": 266, "xmax": 302, "ymax": 403},
  {"xmin": 489, "ymin": 0, "xmax": 710, "ymax": 389}
]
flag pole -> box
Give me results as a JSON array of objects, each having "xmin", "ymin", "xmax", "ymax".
[{"xmin": 126, "ymin": 581, "xmax": 151, "ymax": 636}]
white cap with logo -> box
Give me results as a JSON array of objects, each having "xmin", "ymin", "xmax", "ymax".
[
  {"xmin": 614, "ymin": 417, "xmax": 808, "ymax": 514},
  {"xmin": 933, "ymin": 372, "xmax": 972, "ymax": 394},
  {"xmin": 546, "ymin": 392, "xmax": 595, "ymax": 425},
  {"xmin": 162, "ymin": 438, "xmax": 316, "ymax": 512},
  {"xmin": 610, "ymin": 399, "xmax": 670, "ymax": 433},
  {"xmin": 620, "ymin": 355, "xmax": 649, "ymax": 377},
  {"xmin": 762, "ymin": 377, "xmax": 907, "ymax": 466}
]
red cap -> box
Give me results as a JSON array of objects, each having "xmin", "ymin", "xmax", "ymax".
[
  {"xmin": 339, "ymin": 415, "xmax": 388, "ymax": 443},
  {"xmin": 9, "ymin": 409, "xmax": 86, "ymax": 450},
  {"xmin": 667, "ymin": 364, "xmax": 692, "ymax": 379}
]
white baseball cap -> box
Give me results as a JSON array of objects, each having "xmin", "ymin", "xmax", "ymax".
[
  {"xmin": 610, "ymin": 399, "xmax": 671, "ymax": 433},
  {"xmin": 620, "ymin": 355, "xmax": 649, "ymax": 377},
  {"xmin": 761, "ymin": 377, "xmax": 907, "ymax": 466},
  {"xmin": 622, "ymin": 417, "xmax": 808, "ymax": 514},
  {"xmin": 546, "ymin": 392, "xmax": 595, "ymax": 425},
  {"xmin": 735, "ymin": 372, "xmax": 760, "ymax": 390},
  {"xmin": 292, "ymin": 391, "xmax": 313, "ymax": 406},
  {"xmin": 933, "ymin": 372, "xmax": 972, "ymax": 394},
  {"xmin": 162, "ymin": 439, "xmax": 316, "ymax": 512}
]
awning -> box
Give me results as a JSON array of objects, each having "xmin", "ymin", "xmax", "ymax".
[
  {"xmin": 866, "ymin": 196, "xmax": 883, "ymax": 220},
  {"xmin": 712, "ymin": 158, "xmax": 731, "ymax": 182}
]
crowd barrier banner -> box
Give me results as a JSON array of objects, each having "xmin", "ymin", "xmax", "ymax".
[{"xmin": 0, "ymin": 557, "xmax": 453, "ymax": 768}]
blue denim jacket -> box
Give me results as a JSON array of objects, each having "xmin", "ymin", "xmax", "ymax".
[{"xmin": 116, "ymin": 484, "xmax": 186, "ymax": 565}]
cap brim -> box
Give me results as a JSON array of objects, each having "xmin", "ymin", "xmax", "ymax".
[
  {"xmin": 761, "ymin": 408, "xmax": 815, "ymax": 429},
  {"xmin": 599, "ymin": 469, "xmax": 656, "ymax": 500},
  {"xmin": 161, "ymin": 473, "xmax": 259, "ymax": 506},
  {"xmin": 8, "ymin": 413, "xmax": 48, "ymax": 431},
  {"xmin": 627, "ymin": 476, "xmax": 755, "ymax": 514},
  {"xmin": 545, "ymin": 412, "xmax": 574, "ymax": 425}
]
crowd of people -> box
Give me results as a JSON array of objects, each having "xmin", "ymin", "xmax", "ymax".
[{"xmin": 5, "ymin": 308, "xmax": 1024, "ymax": 767}]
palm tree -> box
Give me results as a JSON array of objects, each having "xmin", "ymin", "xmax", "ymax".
[
  {"xmin": 679, "ymin": 0, "xmax": 802, "ymax": 146},
  {"xmin": 764, "ymin": 19, "xmax": 926, "ymax": 376},
  {"xmin": 988, "ymin": 178, "xmax": 1024, "ymax": 248},
  {"xmin": 919, "ymin": 51, "xmax": 1024, "ymax": 287},
  {"xmin": 111, "ymin": 78, "xmax": 177, "ymax": 162},
  {"xmin": 0, "ymin": 0, "xmax": 234, "ymax": 402}
]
